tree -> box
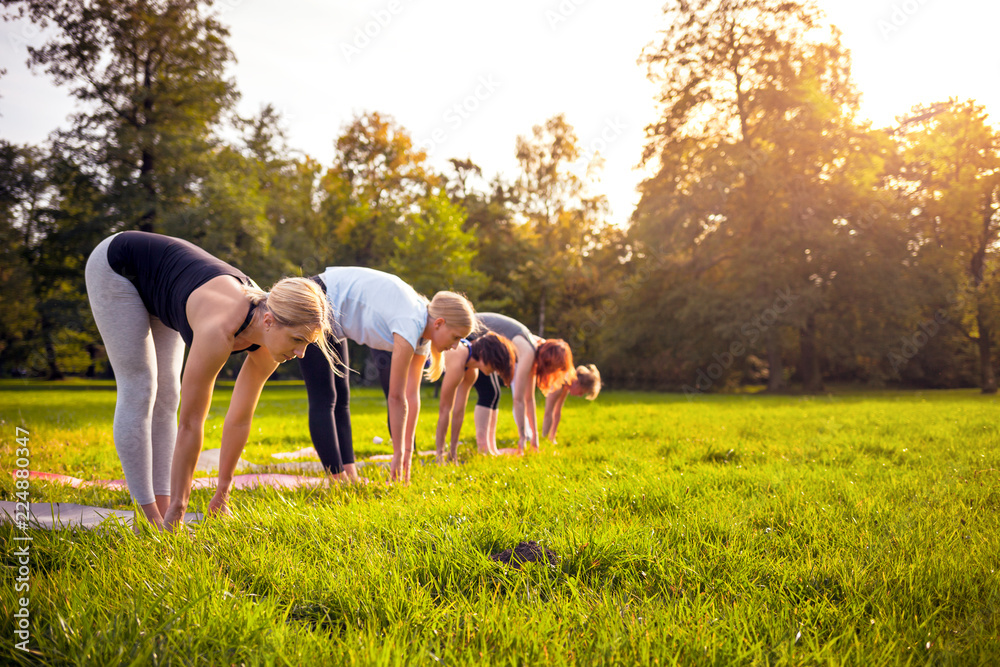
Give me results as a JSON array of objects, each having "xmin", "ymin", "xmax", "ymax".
[
  {"xmin": 319, "ymin": 111, "xmax": 438, "ymax": 270},
  {"xmin": 388, "ymin": 190, "xmax": 486, "ymax": 299},
  {"xmin": 0, "ymin": 141, "xmax": 42, "ymax": 374},
  {"xmin": 181, "ymin": 143, "xmax": 277, "ymax": 278},
  {"xmin": 2, "ymin": 0, "xmax": 238, "ymax": 233},
  {"xmin": 237, "ymin": 105, "xmax": 330, "ymax": 283},
  {"xmin": 900, "ymin": 100, "xmax": 1000, "ymax": 393},
  {"xmin": 443, "ymin": 161, "xmax": 535, "ymax": 316},
  {"xmin": 514, "ymin": 114, "xmax": 609, "ymax": 337},
  {"xmin": 630, "ymin": 0, "xmax": 884, "ymax": 392},
  {"xmin": 0, "ymin": 139, "xmax": 111, "ymax": 378}
]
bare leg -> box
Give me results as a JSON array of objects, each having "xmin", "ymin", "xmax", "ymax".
[
  {"xmin": 488, "ymin": 408, "xmax": 500, "ymax": 455},
  {"xmin": 474, "ymin": 406, "xmax": 495, "ymax": 455},
  {"xmin": 342, "ymin": 462, "xmax": 368, "ymax": 484}
]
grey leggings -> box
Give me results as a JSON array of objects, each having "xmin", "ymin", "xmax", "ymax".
[{"xmin": 85, "ymin": 235, "xmax": 184, "ymax": 506}]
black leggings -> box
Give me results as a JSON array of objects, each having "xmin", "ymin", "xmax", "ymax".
[
  {"xmin": 299, "ymin": 337, "xmax": 353, "ymax": 473},
  {"xmin": 370, "ymin": 347, "xmax": 409, "ymax": 443},
  {"xmin": 371, "ymin": 348, "xmax": 393, "ymax": 398},
  {"xmin": 372, "ymin": 347, "xmax": 437, "ymax": 450},
  {"xmin": 474, "ymin": 370, "xmax": 502, "ymax": 410}
]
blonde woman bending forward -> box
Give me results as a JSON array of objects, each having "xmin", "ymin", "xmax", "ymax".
[
  {"xmin": 299, "ymin": 267, "xmax": 475, "ymax": 483},
  {"xmin": 86, "ymin": 231, "xmax": 336, "ymax": 530}
]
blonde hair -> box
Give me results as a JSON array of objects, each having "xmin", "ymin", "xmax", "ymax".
[
  {"xmin": 424, "ymin": 291, "xmax": 476, "ymax": 381},
  {"xmin": 245, "ymin": 277, "xmax": 339, "ymax": 370},
  {"xmin": 575, "ymin": 364, "xmax": 602, "ymax": 400}
]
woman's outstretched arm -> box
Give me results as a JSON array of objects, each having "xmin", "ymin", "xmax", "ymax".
[{"xmin": 208, "ymin": 347, "xmax": 279, "ymax": 516}]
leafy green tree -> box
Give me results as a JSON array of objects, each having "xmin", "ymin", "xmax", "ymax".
[
  {"xmin": 556, "ymin": 221, "xmax": 630, "ymax": 366},
  {"xmin": 237, "ymin": 108, "xmax": 329, "ymax": 283},
  {"xmin": 2, "ymin": 0, "xmax": 238, "ymax": 233},
  {"xmin": 0, "ymin": 140, "xmax": 110, "ymax": 378},
  {"xmin": 514, "ymin": 114, "xmax": 609, "ymax": 337},
  {"xmin": 899, "ymin": 100, "xmax": 1000, "ymax": 393},
  {"xmin": 388, "ymin": 190, "xmax": 485, "ymax": 299},
  {"xmin": 179, "ymin": 143, "xmax": 276, "ymax": 279},
  {"xmin": 813, "ymin": 170, "xmax": 919, "ymax": 386},
  {"xmin": 630, "ymin": 0, "xmax": 884, "ymax": 392},
  {"xmin": 315, "ymin": 112, "xmax": 492, "ymax": 295},
  {"xmin": 39, "ymin": 150, "xmax": 112, "ymax": 377},
  {"xmin": 443, "ymin": 161, "xmax": 534, "ymax": 315},
  {"xmin": 319, "ymin": 111, "xmax": 438, "ymax": 270},
  {"xmin": 0, "ymin": 141, "xmax": 42, "ymax": 373}
]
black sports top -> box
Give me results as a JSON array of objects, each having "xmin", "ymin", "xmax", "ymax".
[
  {"xmin": 470, "ymin": 313, "xmax": 535, "ymax": 349},
  {"xmin": 107, "ymin": 231, "xmax": 260, "ymax": 352}
]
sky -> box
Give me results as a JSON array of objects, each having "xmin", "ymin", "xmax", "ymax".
[{"xmin": 2, "ymin": 0, "xmax": 999, "ymax": 226}]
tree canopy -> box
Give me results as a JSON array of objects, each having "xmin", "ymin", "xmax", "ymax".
[{"xmin": 2, "ymin": 0, "xmax": 998, "ymax": 393}]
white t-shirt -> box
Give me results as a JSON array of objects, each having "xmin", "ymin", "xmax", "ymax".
[{"xmin": 322, "ymin": 267, "xmax": 430, "ymax": 355}]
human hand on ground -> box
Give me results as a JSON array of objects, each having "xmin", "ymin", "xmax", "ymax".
[
  {"xmin": 207, "ymin": 490, "xmax": 230, "ymax": 517},
  {"xmin": 389, "ymin": 453, "xmax": 402, "ymax": 482},
  {"xmin": 163, "ymin": 503, "xmax": 187, "ymax": 532}
]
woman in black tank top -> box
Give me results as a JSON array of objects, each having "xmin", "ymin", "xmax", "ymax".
[
  {"xmin": 433, "ymin": 333, "xmax": 517, "ymax": 463},
  {"xmin": 86, "ymin": 231, "xmax": 337, "ymax": 530}
]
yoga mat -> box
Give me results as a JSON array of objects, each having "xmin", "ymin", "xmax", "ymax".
[
  {"xmin": 270, "ymin": 447, "xmax": 319, "ymax": 460},
  {"xmin": 0, "ymin": 501, "xmax": 202, "ymax": 530}
]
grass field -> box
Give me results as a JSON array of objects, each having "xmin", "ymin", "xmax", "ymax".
[{"xmin": 2, "ymin": 381, "xmax": 999, "ymax": 665}]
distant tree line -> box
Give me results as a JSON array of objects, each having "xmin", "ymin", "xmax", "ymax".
[{"xmin": 1, "ymin": 0, "xmax": 997, "ymax": 393}]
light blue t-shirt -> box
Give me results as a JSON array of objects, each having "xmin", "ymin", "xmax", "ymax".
[{"xmin": 322, "ymin": 267, "xmax": 430, "ymax": 355}]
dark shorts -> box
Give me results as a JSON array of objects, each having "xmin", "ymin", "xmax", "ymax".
[{"xmin": 473, "ymin": 370, "xmax": 502, "ymax": 410}]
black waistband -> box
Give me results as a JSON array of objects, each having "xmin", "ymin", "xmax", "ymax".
[{"xmin": 309, "ymin": 274, "xmax": 327, "ymax": 294}]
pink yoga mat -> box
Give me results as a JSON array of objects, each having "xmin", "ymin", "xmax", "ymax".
[
  {"xmin": 16, "ymin": 471, "xmax": 129, "ymax": 491},
  {"xmin": 191, "ymin": 474, "xmax": 328, "ymax": 490},
  {"xmin": 15, "ymin": 470, "xmax": 326, "ymax": 491}
]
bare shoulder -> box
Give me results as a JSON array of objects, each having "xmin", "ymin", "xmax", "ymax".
[
  {"xmin": 513, "ymin": 336, "xmax": 536, "ymax": 361},
  {"xmin": 443, "ymin": 346, "xmax": 464, "ymax": 366},
  {"xmin": 186, "ymin": 275, "xmax": 249, "ymax": 337},
  {"xmin": 440, "ymin": 348, "xmax": 465, "ymax": 384}
]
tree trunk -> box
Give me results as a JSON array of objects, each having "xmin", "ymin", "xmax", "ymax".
[
  {"xmin": 538, "ymin": 289, "xmax": 546, "ymax": 337},
  {"xmin": 799, "ymin": 313, "xmax": 824, "ymax": 393},
  {"xmin": 978, "ymin": 309, "xmax": 997, "ymax": 394},
  {"xmin": 42, "ymin": 318, "xmax": 64, "ymax": 381},
  {"xmin": 85, "ymin": 343, "xmax": 98, "ymax": 378},
  {"xmin": 766, "ymin": 329, "xmax": 786, "ymax": 392},
  {"xmin": 137, "ymin": 56, "xmax": 157, "ymax": 233},
  {"xmin": 138, "ymin": 147, "xmax": 157, "ymax": 232}
]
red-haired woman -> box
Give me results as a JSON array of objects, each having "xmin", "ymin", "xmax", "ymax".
[
  {"xmin": 468, "ymin": 313, "xmax": 576, "ymax": 454},
  {"xmin": 434, "ymin": 332, "xmax": 518, "ymax": 463}
]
